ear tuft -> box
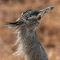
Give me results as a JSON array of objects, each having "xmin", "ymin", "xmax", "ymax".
[
  {"xmin": 5, "ymin": 22, "xmax": 17, "ymax": 29},
  {"xmin": 5, "ymin": 21, "xmax": 24, "ymax": 29}
]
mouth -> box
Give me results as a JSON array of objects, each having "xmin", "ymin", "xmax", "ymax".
[
  {"xmin": 37, "ymin": 6, "xmax": 54, "ymax": 20},
  {"xmin": 49, "ymin": 6, "xmax": 54, "ymax": 10},
  {"xmin": 40, "ymin": 6, "xmax": 54, "ymax": 14}
]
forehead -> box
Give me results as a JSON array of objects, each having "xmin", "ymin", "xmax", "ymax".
[{"xmin": 23, "ymin": 9, "xmax": 40, "ymax": 16}]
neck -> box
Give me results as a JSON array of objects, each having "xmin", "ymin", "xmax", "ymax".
[{"xmin": 16, "ymin": 26, "xmax": 48, "ymax": 60}]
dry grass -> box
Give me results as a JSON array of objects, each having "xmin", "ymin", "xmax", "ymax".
[{"xmin": 0, "ymin": 0, "xmax": 60, "ymax": 60}]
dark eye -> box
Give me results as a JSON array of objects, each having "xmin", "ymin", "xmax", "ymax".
[
  {"xmin": 38, "ymin": 16, "xmax": 41, "ymax": 20},
  {"xmin": 30, "ymin": 11, "xmax": 39, "ymax": 16}
]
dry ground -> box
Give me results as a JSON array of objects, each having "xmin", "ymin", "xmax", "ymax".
[{"xmin": 0, "ymin": 0, "xmax": 60, "ymax": 60}]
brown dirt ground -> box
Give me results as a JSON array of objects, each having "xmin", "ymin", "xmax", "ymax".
[{"xmin": 0, "ymin": 0, "xmax": 60, "ymax": 60}]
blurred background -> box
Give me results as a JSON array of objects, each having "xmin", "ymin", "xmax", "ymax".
[{"xmin": 0, "ymin": 0, "xmax": 60, "ymax": 60}]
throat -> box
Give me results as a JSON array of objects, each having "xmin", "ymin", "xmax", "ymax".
[{"xmin": 20, "ymin": 27, "xmax": 35, "ymax": 40}]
